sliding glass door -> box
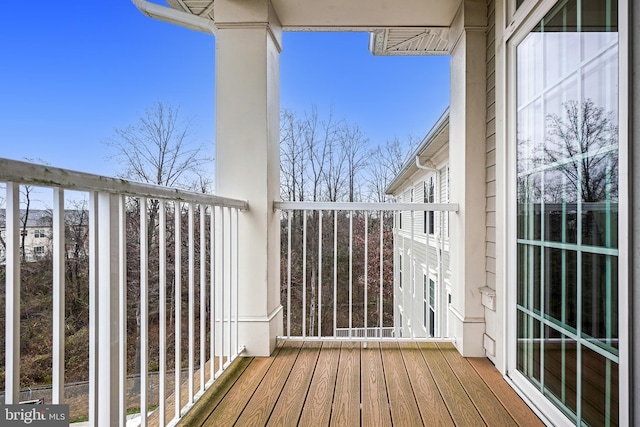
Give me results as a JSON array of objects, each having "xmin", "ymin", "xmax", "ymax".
[{"xmin": 514, "ymin": 1, "xmax": 619, "ymax": 425}]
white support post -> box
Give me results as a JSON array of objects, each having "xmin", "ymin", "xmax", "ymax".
[
  {"xmin": 52, "ymin": 188, "xmax": 65, "ymax": 404},
  {"xmin": 95, "ymin": 192, "xmax": 122, "ymax": 425},
  {"xmin": 4, "ymin": 182, "xmax": 20, "ymax": 403},
  {"xmin": 448, "ymin": 0, "xmax": 488, "ymax": 356},
  {"xmin": 215, "ymin": 0, "xmax": 283, "ymax": 356}
]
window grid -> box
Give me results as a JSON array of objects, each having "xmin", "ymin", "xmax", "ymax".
[{"xmin": 515, "ymin": 2, "xmax": 619, "ymax": 425}]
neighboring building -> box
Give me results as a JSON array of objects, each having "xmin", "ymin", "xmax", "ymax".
[
  {"xmin": 0, "ymin": 209, "xmax": 89, "ymax": 264},
  {"xmin": 0, "ymin": 209, "xmax": 53, "ymax": 263},
  {"xmin": 386, "ymin": 110, "xmax": 451, "ymax": 339}
]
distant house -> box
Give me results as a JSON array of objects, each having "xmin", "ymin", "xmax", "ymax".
[
  {"xmin": 0, "ymin": 209, "xmax": 89, "ymax": 264},
  {"xmin": 386, "ymin": 109, "xmax": 450, "ymax": 339}
]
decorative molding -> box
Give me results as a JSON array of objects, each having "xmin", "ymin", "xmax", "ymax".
[
  {"xmin": 448, "ymin": 306, "xmax": 485, "ymax": 323},
  {"xmin": 237, "ymin": 305, "xmax": 283, "ymax": 323}
]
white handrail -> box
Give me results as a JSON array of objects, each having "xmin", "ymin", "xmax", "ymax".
[
  {"xmin": 275, "ymin": 201, "xmax": 458, "ymax": 212},
  {"xmin": 0, "ymin": 158, "xmax": 247, "ymax": 210}
]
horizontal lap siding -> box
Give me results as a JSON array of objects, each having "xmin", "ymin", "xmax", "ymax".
[
  {"xmin": 484, "ymin": 0, "xmax": 497, "ymax": 362},
  {"xmin": 485, "ymin": 0, "xmax": 496, "ymax": 287}
]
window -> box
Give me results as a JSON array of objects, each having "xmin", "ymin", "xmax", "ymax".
[
  {"xmin": 423, "ymin": 177, "xmax": 435, "ymax": 234},
  {"xmin": 34, "ymin": 246, "xmax": 45, "ymax": 255},
  {"xmin": 423, "ymin": 275, "xmax": 428, "ymax": 329},
  {"xmin": 34, "ymin": 229, "xmax": 46, "ymax": 238},
  {"xmin": 428, "ymin": 279, "xmax": 435, "ymax": 337}
]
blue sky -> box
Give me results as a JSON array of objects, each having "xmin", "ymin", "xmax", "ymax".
[{"xmin": 0, "ymin": 1, "xmax": 449, "ymax": 179}]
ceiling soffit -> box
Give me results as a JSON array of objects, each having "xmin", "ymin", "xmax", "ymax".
[{"xmin": 164, "ymin": 0, "xmax": 457, "ymax": 55}]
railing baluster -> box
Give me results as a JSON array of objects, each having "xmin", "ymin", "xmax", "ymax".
[
  {"xmin": 379, "ymin": 210, "xmax": 384, "ymax": 332},
  {"xmin": 210, "ymin": 205, "xmax": 215, "ymax": 381},
  {"xmin": 200, "ymin": 205, "xmax": 206, "ymax": 391},
  {"xmin": 219, "ymin": 207, "xmax": 225, "ymax": 370},
  {"xmin": 302, "ymin": 211, "xmax": 307, "ymax": 338},
  {"xmin": 158, "ymin": 200, "xmax": 167, "ymax": 427},
  {"xmin": 234, "ymin": 208, "xmax": 239, "ymax": 356},
  {"xmin": 188, "ymin": 203, "xmax": 195, "ymax": 403},
  {"xmin": 364, "ymin": 211, "xmax": 368, "ymax": 340},
  {"xmin": 118, "ymin": 195, "xmax": 127, "ymax": 427},
  {"xmin": 174, "ymin": 201, "xmax": 182, "ymax": 421},
  {"xmin": 88, "ymin": 192, "xmax": 98, "ymax": 424},
  {"xmin": 426, "ymin": 208, "xmax": 430, "ymax": 337},
  {"xmin": 333, "ymin": 210, "xmax": 337, "ymax": 337},
  {"xmin": 140, "ymin": 198, "xmax": 149, "ymax": 426},
  {"xmin": 410, "ymin": 209, "xmax": 415, "ymax": 338},
  {"xmin": 318, "ymin": 211, "xmax": 322, "ymax": 338},
  {"xmin": 52, "ymin": 188, "xmax": 65, "ymax": 404},
  {"xmin": 349, "ymin": 210, "xmax": 353, "ymax": 337},
  {"xmin": 5, "ymin": 182, "xmax": 20, "ymax": 403},
  {"xmin": 228, "ymin": 207, "xmax": 233, "ymax": 362},
  {"xmin": 287, "ymin": 211, "xmax": 292, "ymax": 338}
]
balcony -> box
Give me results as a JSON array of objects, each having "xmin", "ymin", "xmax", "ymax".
[
  {"xmin": 176, "ymin": 341, "xmax": 543, "ymax": 426},
  {"xmin": 0, "ymin": 158, "xmax": 541, "ymax": 426}
]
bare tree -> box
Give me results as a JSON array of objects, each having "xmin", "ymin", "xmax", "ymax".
[
  {"xmin": 366, "ymin": 136, "xmax": 418, "ymax": 202},
  {"xmin": 106, "ymin": 102, "xmax": 210, "ymax": 189},
  {"xmin": 105, "ymin": 101, "xmax": 211, "ymax": 392},
  {"xmin": 339, "ymin": 123, "xmax": 369, "ymax": 202},
  {"xmin": 545, "ymin": 99, "xmax": 618, "ymax": 203},
  {"xmin": 280, "ymin": 109, "xmax": 308, "ymax": 202}
]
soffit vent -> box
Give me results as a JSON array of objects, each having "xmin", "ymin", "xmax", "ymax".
[
  {"xmin": 369, "ymin": 27, "xmax": 450, "ymax": 56},
  {"xmin": 167, "ymin": 0, "xmax": 215, "ymax": 20}
]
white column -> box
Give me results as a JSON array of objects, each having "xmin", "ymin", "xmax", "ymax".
[
  {"xmin": 447, "ymin": 0, "xmax": 487, "ymax": 357},
  {"xmin": 214, "ymin": 0, "xmax": 283, "ymax": 356}
]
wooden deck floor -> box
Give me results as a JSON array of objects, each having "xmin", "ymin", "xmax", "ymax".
[{"xmin": 177, "ymin": 341, "xmax": 544, "ymax": 426}]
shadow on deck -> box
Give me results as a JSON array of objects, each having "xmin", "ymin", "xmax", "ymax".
[{"xmin": 176, "ymin": 341, "xmax": 543, "ymax": 426}]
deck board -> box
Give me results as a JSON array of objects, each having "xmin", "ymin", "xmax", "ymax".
[
  {"xmin": 400, "ymin": 342, "xmax": 454, "ymax": 426},
  {"xmin": 361, "ymin": 342, "xmax": 392, "ymax": 427},
  {"xmin": 468, "ymin": 357, "xmax": 545, "ymax": 427},
  {"xmin": 176, "ymin": 341, "xmax": 543, "ymax": 427},
  {"xmin": 330, "ymin": 341, "xmax": 361, "ymax": 426},
  {"xmin": 380, "ymin": 341, "xmax": 423, "ymax": 426},
  {"xmin": 437, "ymin": 342, "xmax": 518, "ymax": 426},
  {"xmin": 297, "ymin": 341, "xmax": 340, "ymax": 427},
  {"xmin": 202, "ymin": 346, "xmax": 281, "ymax": 426},
  {"xmin": 235, "ymin": 341, "xmax": 303, "ymax": 426},
  {"xmin": 266, "ymin": 341, "xmax": 321, "ymax": 426},
  {"xmin": 418, "ymin": 342, "xmax": 486, "ymax": 426}
]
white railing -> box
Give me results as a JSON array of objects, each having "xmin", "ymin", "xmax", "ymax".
[
  {"xmin": 275, "ymin": 201, "xmax": 458, "ymax": 342},
  {"xmin": 0, "ymin": 158, "xmax": 246, "ymax": 426}
]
